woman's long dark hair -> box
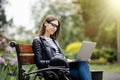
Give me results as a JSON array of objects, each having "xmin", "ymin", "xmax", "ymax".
[{"xmin": 37, "ymin": 15, "xmax": 60, "ymax": 39}]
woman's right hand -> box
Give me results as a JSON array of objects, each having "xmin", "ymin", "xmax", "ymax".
[{"xmin": 67, "ymin": 59, "xmax": 73, "ymax": 62}]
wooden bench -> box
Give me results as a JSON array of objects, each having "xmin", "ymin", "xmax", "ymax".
[
  {"xmin": 10, "ymin": 41, "xmax": 71, "ymax": 80},
  {"xmin": 10, "ymin": 41, "xmax": 37, "ymax": 80},
  {"xmin": 10, "ymin": 41, "xmax": 103, "ymax": 80}
]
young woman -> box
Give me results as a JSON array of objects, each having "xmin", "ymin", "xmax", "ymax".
[{"xmin": 32, "ymin": 15, "xmax": 92, "ymax": 80}]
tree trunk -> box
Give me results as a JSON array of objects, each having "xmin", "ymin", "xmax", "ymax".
[{"xmin": 117, "ymin": 17, "xmax": 120, "ymax": 64}]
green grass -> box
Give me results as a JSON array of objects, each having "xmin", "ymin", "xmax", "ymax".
[
  {"xmin": 90, "ymin": 64, "xmax": 120, "ymax": 73},
  {"xmin": 1, "ymin": 64, "xmax": 120, "ymax": 80}
]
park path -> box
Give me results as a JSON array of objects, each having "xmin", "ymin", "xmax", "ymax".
[{"xmin": 103, "ymin": 72, "xmax": 120, "ymax": 80}]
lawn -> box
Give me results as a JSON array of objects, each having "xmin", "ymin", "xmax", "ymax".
[
  {"xmin": 1, "ymin": 64, "xmax": 120, "ymax": 80},
  {"xmin": 90, "ymin": 64, "xmax": 120, "ymax": 73}
]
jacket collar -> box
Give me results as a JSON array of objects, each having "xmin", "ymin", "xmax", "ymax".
[
  {"xmin": 39, "ymin": 36, "xmax": 46, "ymax": 40},
  {"xmin": 39, "ymin": 36, "xmax": 61, "ymax": 52},
  {"xmin": 39, "ymin": 36, "xmax": 54, "ymax": 40}
]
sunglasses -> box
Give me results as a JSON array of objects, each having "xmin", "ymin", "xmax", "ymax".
[{"xmin": 49, "ymin": 22, "xmax": 58, "ymax": 28}]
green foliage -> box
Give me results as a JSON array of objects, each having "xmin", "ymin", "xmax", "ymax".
[
  {"xmin": 31, "ymin": 0, "xmax": 85, "ymax": 48},
  {"xmin": 0, "ymin": 32, "xmax": 17, "ymax": 80},
  {"xmin": 91, "ymin": 48, "xmax": 117, "ymax": 63},
  {"xmin": 98, "ymin": 57, "xmax": 108, "ymax": 64},
  {"xmin": 59, "ymin": 14, "xmax": 85, "ymax": 48},
  {"xmin": 97, "ymin": 23, "xmax": 117, "ymax": 48},
  {"xmin": 31, "ymin": 0, "xmax": 117, "ymax": 49},
  {"xmin": 0, "ymin": 63, "xmax": 18, "ymax": 80},
  {"xmin": 90, "ymin": 64, "xmax": 120, "ymax": 73},
  {"xmin": 0, "ymin": 64, "xmax": 40, "ymax": 80},
  {"xmin": 31, "ymin": 0, "xmax": 118, "ymax": 63},
  {"xmin": 0, "ymin": 67, "xmax": 11, "ymax": 80},
  {"xmin": 64, "ymin": 51, "xmax": 77, "ymax": 59},
  {"xmin": 0, "ymin": 0, "xmax": 13, "ymax": 30},
  {"xmin": 0, "ymin": 0, "xmax": 7, "ymax": 28}
]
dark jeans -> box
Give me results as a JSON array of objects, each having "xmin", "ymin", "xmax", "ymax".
[{"xmin": 69, "ymin": 61, "xmax": 92, "ymax": 80}]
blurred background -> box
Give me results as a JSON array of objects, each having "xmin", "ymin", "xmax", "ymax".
[{"xmin": 0, "ymin": 0, "xmax": 120, "ymax": 80}]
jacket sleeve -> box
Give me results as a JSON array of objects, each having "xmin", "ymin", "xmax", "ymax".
[{"xmin": 32, "ymin": 38, "xmax": 50, "ymax": 69}]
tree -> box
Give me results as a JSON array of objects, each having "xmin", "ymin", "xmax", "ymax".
[
  {"xmin": 0, "ymin": 0, "xmax": 13, "ymax": 55},
  {"xmin": 74, "ymin": 0, "xmax": 118, "ymax": 62},
  {"xmin": 0, "ymin": 0, "xmax": 7, "ymax": 28},
  {"xmin": 31, "ymin": 0, "xmax": 85, "ymax": 48},
  {"xmin": 0, "ymin": 0, "xmax": 13, "ymax": 37}
]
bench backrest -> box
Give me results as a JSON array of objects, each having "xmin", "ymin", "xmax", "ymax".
[
  {"xmin": 10, "ymin": 41, "xmax": 35, "ymax": 65},
  {"xmin": 10, "ymin": 41, "xmax": 35, "ymax": 80},
  {"xmin": 17, "ymin": 44, "xmax": 34, "ymax": 65},
  {"xmin": 10, "ymin": 41, "xmax": 71, "ymax": 80}
]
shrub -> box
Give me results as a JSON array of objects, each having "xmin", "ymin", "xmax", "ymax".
[
  {"xmin": 98, "ymin": 57, "xmax": 108, "ymax": 64},
  {"xmin": 103, "ymin": 48, "xmax": 117, "ymax": 63},
  {"xmin": 0, "ymin": 35, "xmax": 18, "ymax": 79},
  {"xmin": 65, "ymin": 41, "xmax": 82, "ymax": 59},
  {"xmin": 65, "ymin": 41, "xmax": 82, "ymax": 53},
  {"xmin": 91, "ymin": 48, "xmax": 117, "ymax": 63},
  {"xmin": 91, "ymin": 49, "xmax": 104, "ymax": 59}
]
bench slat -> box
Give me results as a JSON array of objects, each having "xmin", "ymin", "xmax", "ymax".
[
  {"xmin": 20, "ymin": 56, "xmax": 34, "ymax": 65},
  {"xmin": 19, "ymin": 45, "xmax": 33, "ymax": 53}
]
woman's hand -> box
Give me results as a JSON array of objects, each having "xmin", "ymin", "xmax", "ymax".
[
  {"xmin": 67, "ymin": 59, "xmax": 73, "ymax": 62},
  {"xmin": 88, "ymin": 59, "xmax": 91, "ymax": 63}
]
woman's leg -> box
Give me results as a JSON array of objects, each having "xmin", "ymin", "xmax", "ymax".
[
  {"xmin": 70, "ymin": 67, "xmax": 79, "ymax": 80},
  {"xmin": 69, "ymin": 62, "xmax": 80, "ymax": 80},
  {"xmin": 78, "ymin": 61, "xmax": 92, "ymax": 80}
]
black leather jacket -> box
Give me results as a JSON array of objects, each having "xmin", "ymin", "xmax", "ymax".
[{"xmin": 32, "ymin": 36, "xmax": 64, "ymax": 69}]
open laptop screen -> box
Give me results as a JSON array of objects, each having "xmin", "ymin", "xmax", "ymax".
[{"xmin": 76, "ymin": 41, "xmax": 97, "ymax": 61}]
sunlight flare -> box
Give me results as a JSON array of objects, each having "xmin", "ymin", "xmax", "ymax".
[{"xmin": 108, "ymin": 0, "xmax": 120, "ymax": 13}]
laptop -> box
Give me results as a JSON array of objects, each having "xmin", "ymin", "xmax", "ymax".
[
  {"xmin": 69, "ymin": 41, "xmax": 97, "ymax": 63},
  {"xmin": 76, "ymin": 41, "xmax": 96, "ymax": 61}
]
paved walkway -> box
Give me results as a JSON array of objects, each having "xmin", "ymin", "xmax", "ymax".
[{"xmin": 103, "ymin": 72, "xmax": 120, "ymax": 80}]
